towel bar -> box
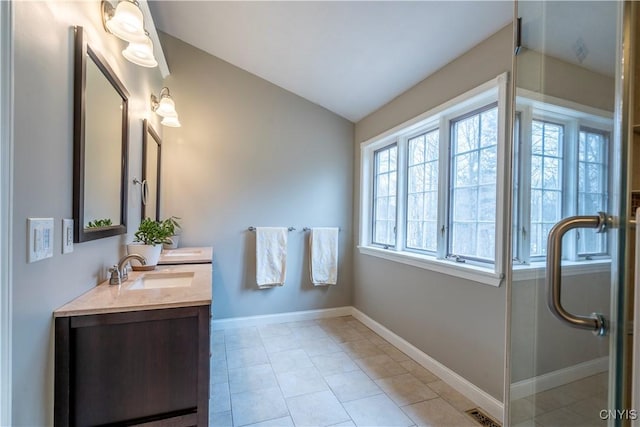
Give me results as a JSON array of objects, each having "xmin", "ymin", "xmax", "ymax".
[
  {"xmin": 248, "ymin": 226, "xmax": 295, "ymax": 232},
  {"xmin": 302, "ymin": 227, "xmax": 341, "ymax": 232}
]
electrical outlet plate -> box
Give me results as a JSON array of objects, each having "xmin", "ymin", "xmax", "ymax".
[
  {"xmin": 27, "ymin": 218, "xmax": 54, "ymax": 263},
  {"xmin": 62, "ymin": 219, "xmax": 73, "ymax": 254}
]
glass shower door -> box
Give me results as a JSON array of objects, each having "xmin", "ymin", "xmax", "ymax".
[{"xmin": 508, "ymin": 1, "xmax": 634, "ymax": 426}]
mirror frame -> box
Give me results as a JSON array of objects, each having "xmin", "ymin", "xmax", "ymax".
[
  {"xmin": 141, "ymin": 119, "xmax": 162, "ymax": 221},
  {"xmin": 73, "ymin": 26, "xmax": 129, "ymax": 243}
]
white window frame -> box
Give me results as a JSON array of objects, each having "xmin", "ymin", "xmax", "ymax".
[
  {"xmin": 0, "ymin": 1, "xmax": 12, "ymax": 424},
  {"xmin": 358, "ymin": 73, "xmax": 509, "ymax": 287},
  {"xmin": 512, "ymin": 89, "xmax": 613, "ymax": 281}
]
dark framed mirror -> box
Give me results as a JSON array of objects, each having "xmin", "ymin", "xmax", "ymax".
[
  {"xmin": 73, "ymin": 26, "xmax": 129, "ymax": 243},
  {"xmin": 141, "ymin": 119, "xmax": 161, "ymax": 221}
]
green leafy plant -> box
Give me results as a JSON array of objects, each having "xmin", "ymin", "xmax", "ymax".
[
  {"xmin": 87, "ymin": 218, "xmax": 112, "ymax": 228},
  {"xmin": 133, "ymin": 218, "xmax": 174, "ymax": 246},
  {"xmin": 161, "ymin": 216, "xmax": 182, "ymax": 236}
]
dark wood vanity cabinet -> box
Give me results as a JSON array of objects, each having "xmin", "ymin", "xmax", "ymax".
[{"xmin": 55, "ymin": 305, "xmax": 210, "ymax": 427}]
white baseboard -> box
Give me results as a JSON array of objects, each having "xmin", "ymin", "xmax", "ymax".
[
  {"xmin": 350, "ymin": 308, "xmax": 504, "ymax": 423},
  {"xmin": 510, "ymin": 356, "xmax": 609, "ymax": 401},
  {"xmin": 211, "ymin": 306, "xmax": 353, "ymax": 330}
]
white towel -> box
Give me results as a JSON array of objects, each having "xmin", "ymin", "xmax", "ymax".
[
  {"xmin": 256, "ymin": 227, "xmax": 287, "ymax": 288},
  {"xmin": 309, "ymin": 227, "xmax": 339, "ymax": 286}
]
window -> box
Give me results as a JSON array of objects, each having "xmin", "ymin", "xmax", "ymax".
[
  {"xmin": 406, "ymin": 130, "xmax": 438, "ymax": 253},
  {"xmin": 513, "ymin": 95, "xmax": 612, "ymax": 265},
  {"xmin": 372, "ymin": 144, "xmax": 397, "ymax": 247},
  {"xmin": 529, "ymin": 119, "xmax": 563, "ymax": 258},
  {"xmin": 578, "ymin": 128, "xmax": 608, "ymax": 255},
  {"xmin": 449, "ymin": 105, "xmax": 498, "ymax": 261},
  {"xmin": 359, "ymin": 74, "xmax": 508, "ymax": 286}
]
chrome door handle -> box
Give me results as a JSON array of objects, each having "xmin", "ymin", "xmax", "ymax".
[{"xmin": 546, "ymin": 212, "xmax": 611, "ymax": 336}]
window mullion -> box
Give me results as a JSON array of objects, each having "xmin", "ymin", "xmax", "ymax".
[
  {"xmin": 519, "ymin": 107, "xmax": 533, "ymax": 264},
  {"xmin": 437, "ymin": 116, "xmax": 449, "ymax": 260},
  {"xmin": 396, "ymin": 137, "xmax": 408, "ymax": 251}
]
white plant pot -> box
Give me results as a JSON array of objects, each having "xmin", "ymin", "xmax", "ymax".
[
  {"xmin": 126, "ymin": 243, "xmax": 163, "ymax": 270},
  {"xmin": 163, "ymin": 235, "xmax": 180, "ymax": 250}
]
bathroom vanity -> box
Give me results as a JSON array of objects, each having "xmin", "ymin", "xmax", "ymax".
[{"xmin": 53, "ymin": 261, "xmax": 212, "ymax": 427}]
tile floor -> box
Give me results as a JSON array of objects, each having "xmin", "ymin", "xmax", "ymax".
[
  {"xmin": 209, "ymin": 315, "xmax": 486, "ymax": 427},
  {"xmin": 510, "ymin": 372, "xmax": 608, "ymax": 427}
]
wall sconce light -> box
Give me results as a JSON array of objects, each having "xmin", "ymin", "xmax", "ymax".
[
  {"xmin": 102, "ymin": 0, "xmax": 159, "ymax": 68},
  {"xmin": 151, "ymin": 87, "xmax": 181, "ymax": 127},
  {"xmin": 122, "ymin": 32, "xmax": 158, "ymax": 68}
]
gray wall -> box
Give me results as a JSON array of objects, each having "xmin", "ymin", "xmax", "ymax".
[
  {"xmin": 11, "ymin": 2, "xmax": 163, "ymax": 425},
  {"xmin": 158, "ymin": 33, "xmax": 354, "ymax": 319},
  {"xmin": 353, "ymin": 25, "xmax": 513, "ymax": 401}
]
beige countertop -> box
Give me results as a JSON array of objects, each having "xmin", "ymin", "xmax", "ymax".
[
  {"xmin": 54, "ymin": 263, "xmax": 212, "ymax": 318},
  {"xmin": 158, "ymin": 246, "xmax": 213, "ymax": 265}
]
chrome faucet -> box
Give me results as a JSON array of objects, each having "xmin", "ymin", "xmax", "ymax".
[{"xmin": 109, "ymin": 254, "xmax": 147, "ymax": 285}]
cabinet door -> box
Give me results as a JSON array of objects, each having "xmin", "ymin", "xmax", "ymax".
[{"xmin": 55, "ymin": 306, "xmax": 210, "ymax": 427}]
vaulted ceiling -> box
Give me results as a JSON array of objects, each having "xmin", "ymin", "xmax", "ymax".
[{"xmin": 149, "ymin": 1, "xmax": 513, "ymax": 122}]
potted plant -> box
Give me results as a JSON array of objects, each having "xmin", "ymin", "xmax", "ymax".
[
  {"xmin": 126, "ymin": 218, "xmax": 174, "ymax": 270},
  {"xmin": 161, "ymin": 216, "xmax": 182, "ymax": 249}
]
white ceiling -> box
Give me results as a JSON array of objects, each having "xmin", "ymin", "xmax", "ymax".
[{"xmin": 148, "ymin": 1, "xmax": 512, "ymax": 122}]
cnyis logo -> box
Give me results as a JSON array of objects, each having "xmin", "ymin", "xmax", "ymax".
[{"xmin": 599, "ymin": 409, "xmax": 638, "ymax": 420}]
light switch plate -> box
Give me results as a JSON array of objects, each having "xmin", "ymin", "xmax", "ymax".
[
  {"xmin": 62, "ymin": 219, "xmax": 73, "ymax": 254},
  {"xmin": 27, "ymin": 218, "xmax": 54, "ymax": 263}
]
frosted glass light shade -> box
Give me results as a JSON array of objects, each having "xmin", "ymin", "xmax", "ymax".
[
  {"xmin": 105, "ymin": 1, "xmax": 147, "ymax": 43},
  {"xmin": 122, "ymin": 36, "xmax": 158, "ymax": 68},
  {"xmin": 161, "ymin": 115, "xmax": 181, "ymax": 128},
  {"xmin": 155, "ymin": 97, "xmax": 177, "ymax": 117}
]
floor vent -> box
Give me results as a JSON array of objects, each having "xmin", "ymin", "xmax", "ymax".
[{"xmin": 465, "ymin": 408, "xmax": 501, "ymax": 427}]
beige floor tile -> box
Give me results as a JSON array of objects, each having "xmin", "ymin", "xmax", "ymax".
[
  {"xmin": 258, "ymin": 323, "xmax": 293, "ymax": 338},
  {"xmin": 227, "ymin": 345, "xmax": 269, "ymax": 370},
  {"xmin": 285, "ymin": 319, "xmax": 318, "ymax": 329},
  {"xmin": 355, "ymin": 354, "xmax": 408, "ymax": 380},
  {"xmin": 510, "ymin": 398, "xmax": 538, "ymax": 424},
  {"xmin": 230, "ymin": 386, "xmax": 289, "ymax": 427},
  {"xmin": 565, "ymin": 396, "xmax": 608, "ymax": 425},
  {"xmin": 244, "ymin": 416, "xmax": 295, "ymax": 427},
  {"xmin": 378, "ymin": 343, "xmax": 410, "ymax": 362},
  {"xmin": 402, "ymin": 398, "xmax": 477, "ymax": 427},
  {"xmin": 300, "ymin": 337, "xmax": 342, "ymax": 357},
  {"xmin": 263, "ymin": 334, "xmax": 302, "ymax": 354},
  {"xmin": 210, "ymin": 410, "xmax": 232, "ymax": 427},
  {"xmin": 375, "ymin": 373, "xmax": 438, "ymax": 406},
  {"xmin": 329, "ymin": 421, "xmax": 357, "ymax": 427},
  {"xmin": 311, "ymin": 351, "xmax": 361, "ymax": 376},
  {"xmin": 325, "ymin": 369, "xmax": 384, "ymax": 402},
  {"xmin": 343, "ymin": 393, "xmax": 414, "ymax": 427},
  {"xmin": 228, "ymin": 363, "xmax": 278, "ymax": 394},
  {"xmin": 345, "ymin": 320, "xmax": 373, "ymax": 333},
  {"xmin": 359, "ymin": 330, "xmax": 389, "ymax": 346},
  {"xmin": 526, "ymin": 387, "xmax": 580, "ymax": 413},
  {"xmin": 327, "ymin": 327, "xmax": 366, "ymax": 343},
  {"xmin": 426, "ymin": 380, "xmax": 475, "ymax": 411},
  {"xmin": 211, "ymin": 382, "xmax": 231, "ymax": 414},
  {"xmin": 340, "ymin": 340, "xmax": 386, "ymax": 359},
  {"xmin": 276, "ymin": 367, "xmax": 329, "ymax": 398},
  {"xmin": 268, "ymin": 348, "xmax": 314, "ymax": 374},
  {"xmin": 212, "ymin": 330, "xmax": 225, "ymax": 345},
  {"xmin": 211, "ymin": 357, "xmax": 228, "ymax": 385},
  {"xmin": 535, "ymin": 407, "xmax": 594, "ymax": 427},
  {"xmin": 399, "ymin": 360, "xmax": 438, "ymax": 384},
  {"xmin": 225, "ymin": 327, "xmax": 263, "ymax": 351},
  {"xmin": 291, "ymin": 325, "xmax": 329, "ymax": 340},
  {"xmin": 287, "ymin": 390, "xmax": 351, "ymax": 427}
]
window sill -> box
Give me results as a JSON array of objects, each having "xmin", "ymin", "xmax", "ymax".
[
  {"xmin": 512, "ymin": 259, "xmax": 611, "ymax": 282},
  {"xmin": 357, "ymin": 246, "xmax": 503, "ymax": 287}
]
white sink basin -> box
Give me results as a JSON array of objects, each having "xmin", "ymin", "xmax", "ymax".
[
  {"xmin": 164, "ymin": 251, "xmax": 202, "ymax": 257},
  {"xmin": 129, "ymin": 271, "xmax": 195, "ymax": 290}
]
